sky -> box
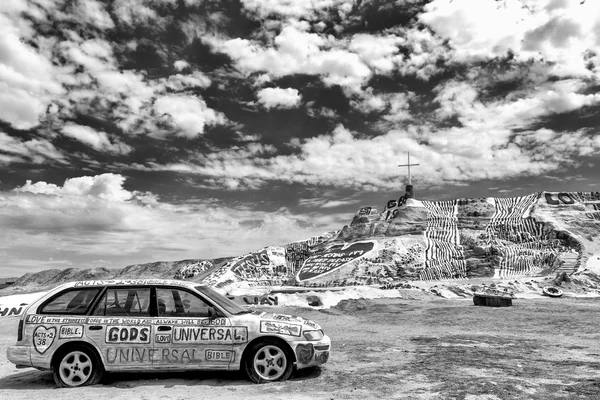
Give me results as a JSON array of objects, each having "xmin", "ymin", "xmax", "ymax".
[{"xmin": 1, "ymin": 0, "xmax": 599, "ymax": 278}]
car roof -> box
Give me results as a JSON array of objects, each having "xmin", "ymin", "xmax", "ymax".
[{"xmin": 62, "ymin": 278, "xmax": 200, "ymax": 289}]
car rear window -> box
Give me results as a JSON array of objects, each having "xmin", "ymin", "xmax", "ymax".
[{"xmin": 39, "ymin": 288, "xmax": 101, "ymax": 315}]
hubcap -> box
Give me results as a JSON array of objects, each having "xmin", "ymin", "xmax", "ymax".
[
  {"xmin": 253, "ymin": 345, "xmax": 287, "ymax": 381},
  {"xmin": 59, "ymin": 351, "xmax": 92, "ymax": 386}
]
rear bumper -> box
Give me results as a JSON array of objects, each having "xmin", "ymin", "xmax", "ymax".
[
  {"xmin": 7, "ymin": 345, "xmax": 32, "ymax": 368},
  {"xmin": 294, "ymin": 334, "xmax": 331, "ymax": 369}
]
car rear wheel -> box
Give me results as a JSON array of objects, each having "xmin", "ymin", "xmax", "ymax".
[
  {"xmin": 244, "ymin": 341, "xmax": 294, "ymax": 383},
  {"xmin": 52, "ymin": 346, "xmax": 103, "ymax": 388}
]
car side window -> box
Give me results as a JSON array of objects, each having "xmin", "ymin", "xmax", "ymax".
[
  {"xmin": 39, "ymin": 288, "xmax": 100, "ymax": 315},
  {"xmin": 156, "ymin": 288, "xmax": 211, "ymax": 318},
  {"xmin": 92, "ymin": 288, "xmax": 151, "ymax": 317}
]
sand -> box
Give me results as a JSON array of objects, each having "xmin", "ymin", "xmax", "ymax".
[{"xmin": 2, "ymin": 294, "xmax": 600, "ymax": 399}]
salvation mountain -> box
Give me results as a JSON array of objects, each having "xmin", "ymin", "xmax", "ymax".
[{"xmin": 201, "ymin": 191, "xmax": 600, "ymax": 290}]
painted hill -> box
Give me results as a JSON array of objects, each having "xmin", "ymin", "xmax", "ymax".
[
  {"xmin": 4, "ymin": 191, "xmax": 599, "ymax": 294},
  {"xmin": 201, "ymin": 191, "xmax": 600, "ymax": 291}
]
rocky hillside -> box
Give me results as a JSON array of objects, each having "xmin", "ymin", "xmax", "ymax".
[
  {"xmin": 201, "ymin": 191, "xmax": 600, "ymax": 291},
  {"xmin": 8, "ymin": 258, "xmax": 232, "ymax": 290}
]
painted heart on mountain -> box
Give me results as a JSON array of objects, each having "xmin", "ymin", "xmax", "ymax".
[
  {"xmin": 295, "ymin": 343, "xmax": 314, "ymax": 364},
  {"xmin": 296, "ymin": 241, "xmax": 375, "ymax": 282},
  {"xmin": 33, "ymin": 326, "xmax": 56, "ymax": 354}
]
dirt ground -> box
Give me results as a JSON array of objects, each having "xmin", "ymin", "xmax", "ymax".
[{"xmin": 2, "ymin": 295, "xmax": 600, "ymax": 400}]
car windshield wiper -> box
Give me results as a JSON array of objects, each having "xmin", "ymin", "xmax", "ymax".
[{"xmin": 235, "ymin": 310, "xmax": 254, "ymax": 315}]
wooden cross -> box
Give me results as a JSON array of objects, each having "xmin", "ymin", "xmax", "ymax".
[{"xmin": 398, "ymin": 152, "xmax": 419, "ymax": 185}]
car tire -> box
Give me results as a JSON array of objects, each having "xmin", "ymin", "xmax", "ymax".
[
  {"xmin": 52, "ymin": 345, "xmax": 104, "ymax": 388},
  {"xmin": 244, "ymin": 340, "xmax": 294, "ymax": 384}
]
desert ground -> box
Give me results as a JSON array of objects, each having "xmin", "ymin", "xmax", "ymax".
[{"xmin": 2, "ymin": 293, "xmax": 600, "ymax": 400}]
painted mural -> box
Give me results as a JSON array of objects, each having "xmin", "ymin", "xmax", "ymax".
[{"xmin": 199, "ymin": 192, "xmax": 600, "ymax": 289}]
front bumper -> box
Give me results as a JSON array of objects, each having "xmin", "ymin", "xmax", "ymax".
[
  {"xmin": 7, "ymin": 345, "xmax": 32, "ymax": 368},
  {"xmin": 293, "ymin": 334, "xmax": 331, "ymax": 369}
]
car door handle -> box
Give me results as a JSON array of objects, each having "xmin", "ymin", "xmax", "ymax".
[
  {"xmin": 157, "ymin": 326, "xmax": 172, "ymax": 331},
  {"xmin": 88, "ymin": 326, "xmax": 102, "ymax": 331}
]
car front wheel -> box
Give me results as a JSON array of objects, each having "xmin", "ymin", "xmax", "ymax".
[
  {"xmin": 52, "ymin": 346, "xmax": 103, "ymax": 388},
  {"xmin": 245, "ymin": 341, "xmax": 294, "ymax": 383}
]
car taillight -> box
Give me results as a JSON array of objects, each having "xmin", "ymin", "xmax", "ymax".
[{"xmin": 17, "ymin": 319, "xmax": 23, "ymax": 342}]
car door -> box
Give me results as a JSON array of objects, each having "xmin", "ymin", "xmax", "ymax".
[
  {"xmin": 87, "ymin": 286, "xmax": 153, "ymax": 371},
  {"xmin": 152, "ymin": 286, "xmax": 236, "ymax": 370}
]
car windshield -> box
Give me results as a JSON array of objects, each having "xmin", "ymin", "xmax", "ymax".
[{"xmin": 195, "ymin": 286, "xmax": 250, "ymax": 315}]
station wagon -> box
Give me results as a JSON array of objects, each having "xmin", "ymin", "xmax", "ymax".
[{"xmin": 7, "ymin": 279, "xmax": 330, "ymax": 387}]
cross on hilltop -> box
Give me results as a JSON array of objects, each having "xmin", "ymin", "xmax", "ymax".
[{"xmin": 398, "ymin": 152, "xmax": 419, "ymax": 198}]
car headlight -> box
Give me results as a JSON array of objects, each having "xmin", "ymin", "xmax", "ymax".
[{"xmin": 303, "ymin": 330, "xmax": 324, "ymax": 341}]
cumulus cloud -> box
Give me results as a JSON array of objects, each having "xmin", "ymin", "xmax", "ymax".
[
  {"xmin": 433, "ymin": 79, "xmax": 600, "ymax": 130},
  {"xmin": 0, "ymin": 13, "xmax": 63, "ymax": 129},
  {"xmin": 137, "ymin": 119, "xmax": 600, "ymax": 192},
  {"xmin": 218, "ymin": 22, "xmax": 372, "ymax": 90},
  {"xmin": 349, "ymin": 33, "xmax": 405, "ymax": 74},
  {"xmin": 256, "ymin": 87, "xmax": 302, "ymax": 109},
  {"xmin": 1, "ymin": 173, "xmax": 333, "ymax": 272},
  {"xmin": 73, "ymin": 0, "xmax": 115, "ymax": 30},
  {"xmin": 240, "ymin": 0, "xmax": 352, "ymax": 19},
  {"xmin": 153, "ymin": 95, "xmax": 227, "ymax": 138},
  {"xmin": 420, "ymin": 0, "xmax": 600, "ymax": 77},
  {"xmin": 16, "ymin": 173, "xmax": 138, "ymax": 202},
  {"xmin": 0, "ymin": 132, "xmax": 66, "ymax": 164},
  {"xmin": 61, "ymin": 123, "xmax": 133, "ymax": 154}
]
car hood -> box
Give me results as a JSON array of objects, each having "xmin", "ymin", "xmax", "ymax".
[{"xmin": 255, "ymin": 312, "xmax": 322, "ymax": 331}]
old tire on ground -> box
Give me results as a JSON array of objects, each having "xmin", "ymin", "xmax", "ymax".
[
  {"xmin": 244, "ymin": 340, "xmax": 294, "ymax": 383},
  {"xmin": 52, "ymin": 345, "xmax": 104, "ymax": 388}
]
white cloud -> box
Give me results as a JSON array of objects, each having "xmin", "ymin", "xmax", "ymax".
[
  {"xmin": 112, "ymin": 0, "xmax": 158, "ymax": 26},
  {"xmin": 0, "ymin": 132, "xmax": 66, "ymax": 164},
  {"xmin": 420, "ymin": 0, "xmax": 600, "ymax": 78},
  {"xmin": 0, "ymin": 174, "xmax": 334, "ymax": 274},
  {"xmin": 137, "ymin": 118, "xmax": 600, "ymax": 192},
  {"xmin": 161, "ymin": 71, "xmax": 212, "ymax": 91},
  {"xmin": 433, "ymin": 79, "xmax": 600, "ymax": 130},
  {"xmin": 349, "ymin": 33, "xmax": 405, "ymax": 73},
  {"xmin": 153, "ymin": 95, "xmax": 228, "ymax": 138},
  {"xmin": 16, "ymin": 173, "xmax": 137, "ymax": 202},
  {"xmin": 73, "ymin": 0, "xmax": 115, "ymax": 30},
  {"xmin": 61, "ymin": 123, "xmax": 133, "ymax": 154},
  {"xmin": 256, "ymin": 87, "xmax": 302, "ymax": 109},
  {"xmin": 173, "ymin": 60, "xmax": 190, "ymax": 71},
  {"xmin": 240, "ymin": 0, "xmax": 351, "ymax": 19},
  {"xmin": 218, "ymin": 22, "xmax": 372, "ymax": 90},
  {"xmin": 0, "ymin": 13, "xmax": 63, "ymax": 129}
]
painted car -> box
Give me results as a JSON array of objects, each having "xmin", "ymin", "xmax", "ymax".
[{"xmin": 7, "ymin": 279, "xmax": 330, "ymax": 387}]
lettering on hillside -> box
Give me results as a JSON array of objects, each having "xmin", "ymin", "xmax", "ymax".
[
  {"xmin": 172, "ymin": 326, "xmax": 248, "ymax": 344},
  {"xmin": 358, "ymin": 207, "xmax": 372, "ymax": 216},
  {"xmin": 383, "ymin": 195, "xmax": 408, "ymax": 220},
  {"xmin": 231, "ymin": 250, "xmax": 270, "ymax": 276},
  {"xmin": 0, "ymin": 306, "xmax": 24, "ymax": 317},
  {"xmin": 297, "ymin": 241, "xmax": 375, "ymax": 281},
  {"xmin": 544, "ymin": 192, "xmax": 600, "ymax": 205},
  {"xmin": 544, "ymin": 193, "xmax": 576, "ymax": 205},
  {"xmin": 105, "ymin": 348, "xmax": 200, "ymax": 364},
  {"xmin": 243, "ymin": 294, "xmax": 279, "ymax": 306}
]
